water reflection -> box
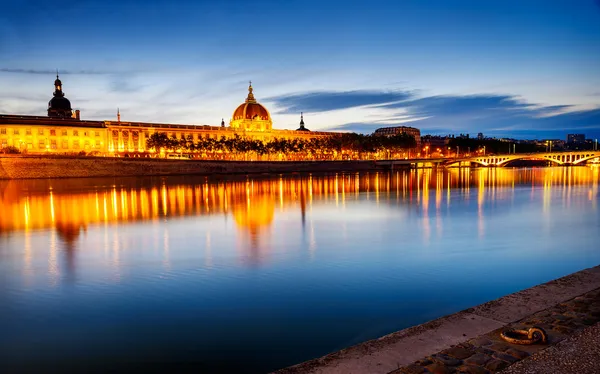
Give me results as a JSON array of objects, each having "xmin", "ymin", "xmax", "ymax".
[
  {"xmin": 0, "ymin": 167, "xmax": 597, "ymax": 275},
  {"xmin": 1, "ymin": 168, "xmax": 597, "ymax": 233}
]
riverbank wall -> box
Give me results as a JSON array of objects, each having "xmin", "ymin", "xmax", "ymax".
[{"xmin": 0, "ymin": 155, "xmax": 386, "ymax": 179}]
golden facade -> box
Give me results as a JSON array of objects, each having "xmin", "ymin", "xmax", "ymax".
[{"xmin": 0, "ymin": 77, "xmax": 334, "ymax": 155}]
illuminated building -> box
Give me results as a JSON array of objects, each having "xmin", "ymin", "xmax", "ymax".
[
  {"xmin": 373, "ymin": 126, "xmax": 421, "ymax": 148},
  {"xmin": 0, "ymin": 76, "xmax": 333, "ymax": 154}
]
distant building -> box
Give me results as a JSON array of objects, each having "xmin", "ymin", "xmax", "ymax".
[
  {"xmin": 567, "ymin": 134, "xmax": 585, "ymax": 144},
  {"xmin": 477, "ymin": 132, "xmax": 484, "ymax": 140},
  {"xmin": 373, "ymin": 126, "xmax": 421, "ymax": 148},
  {"xmin": 421, "ymin": 135, "xmax": 449, "ymax": 150}
]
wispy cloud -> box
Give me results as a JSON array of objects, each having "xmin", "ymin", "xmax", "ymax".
[
  {"xmin": 0, "ymin": 68, "xmax": 112, "ymax": 75},
  {"xmin": 109, "ymin": 77, "xmax": 145, "ymax": 93},
  {"xmin": 291, "ymin": 89, "xmax": 599, "ymax": 137},
  {"xmin": 266, "ymin": 90, "xmax": 414, "ymax": 114}
]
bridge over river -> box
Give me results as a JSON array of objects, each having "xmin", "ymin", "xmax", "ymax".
[{"xmin": 377, "ymin": 151, "xmax": 600, "ymax": 169}]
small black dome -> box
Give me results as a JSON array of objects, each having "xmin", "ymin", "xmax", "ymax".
[
  {"xmin": 48, "ymin": 73, "xmax": 73, "ymax": 118},
  {"xmin": 48, "ymin": 96, "xmax": 72, "ymax": 110},
  {"xmin": 48, "ymin": 96, "xmax": 72, "ymax": 118}
]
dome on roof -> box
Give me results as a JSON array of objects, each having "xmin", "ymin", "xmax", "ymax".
[
  {"xmin": 230, "ymin": 82, "xmax": 272, "ymax": 131},
  {"xmin": 48, "ymin": 96, "xmax": 72, "ymax": 111},
  {"xmin": 48, "ymin": 73, "xmax": 73, "ymax": 118},
  {"xmin": 232, "ymin": 102, "xmax": 270, "ymax": 121}
]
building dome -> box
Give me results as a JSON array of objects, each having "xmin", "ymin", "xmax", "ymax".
[
  {"xmin": 232, "ymin": 102, "xmax": 270, "ymax": 121},
  {"xmin": 48, "ymin": 96, "xmax": 72, "ymax": 111},
  {"xmin": 230, "ymin": 82, "xmax": 273, "ymax": 131},
  {"xmin": 48, "ymin": 74, "xmax": 73, "ymax": 118}
]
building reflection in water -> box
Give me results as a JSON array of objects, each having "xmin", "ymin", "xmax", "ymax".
[{"xmin": 0, "ymin": 167, "xmax": 598, "ymax": 275}]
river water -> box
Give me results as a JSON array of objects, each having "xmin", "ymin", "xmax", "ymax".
[{"xmin": 1, "ymin": 167, "xmax": 599, "ymax": 373}]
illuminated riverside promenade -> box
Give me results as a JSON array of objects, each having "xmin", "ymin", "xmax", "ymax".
[{"xmin": 1, "ymin": 167, "xmax": 599, "ymax": 373}]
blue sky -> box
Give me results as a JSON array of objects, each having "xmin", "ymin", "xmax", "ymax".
[{"xmin": 1, "ymin": 0, "xmax": 600, "ymax": 139}]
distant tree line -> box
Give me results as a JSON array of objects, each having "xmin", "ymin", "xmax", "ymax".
[{"xmin": 146, "ymin": 132, "xmax": 417, "ymax": 160}]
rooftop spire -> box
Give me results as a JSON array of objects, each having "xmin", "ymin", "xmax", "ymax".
[
  {"xmin": 117, "ymin": 108, "xmax": 121, "ymax": 122},
  {"xmin": 297, "ymin": 112, "xmax": 310, "ymax": 131},
  {"xmin": 246, "ymin": 80, "xmax": 256, "ymax": 103}
]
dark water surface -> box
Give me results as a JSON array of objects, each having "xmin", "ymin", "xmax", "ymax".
[{"xmin": 1, "ymin": 167, "xmax": 599, "ymax": 373}]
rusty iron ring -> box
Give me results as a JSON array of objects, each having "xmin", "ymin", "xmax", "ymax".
[{"xmin": 500, "ymin": 326, "xmax": 548, "ymax": 345}]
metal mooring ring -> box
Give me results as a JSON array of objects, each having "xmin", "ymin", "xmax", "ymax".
[{"xmin": 500, "ymin": 326, "xmax": 548, "ymax": 345}]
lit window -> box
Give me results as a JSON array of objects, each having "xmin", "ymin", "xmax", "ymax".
[
  {"xmin": 95, "ymin": 131, "xmax": 100, "ymax": 137},
  {"xmin": 1, "ymin": 139, "xmax": 7, "ymax": 147},
  {"xmin": 73, "ymin": 130, "xmax": 79, "ymax": 136},
  {"xmin": 27, "ymin": 143, "xmax": 33, "ymax": 150},
  {"xmin": 62, "ymin": 141, "xmax": 68, "ymax": 149},
  {"xmin": 84, "ymin": 141, "xmax": 90, "ymax": 149},
  {"xmin": 38, "ymin": 128, "xmax": 44, "ymax": 135},
  {"xmin": 95, "ymin": 140, "xmax": 101, "ymax": 148},
  {"xmin": 73, "ymin": 140, "xmax": 79, "ymax": 149},
  {"xmin": 26, "ymin": 128, "xmax": 32, "ymax": 135},
  {"xmin": 39, "ymin": 140, "xmax": 45, "ymax": 149},
  {"xmin": 83, "ymin": 131, "xmax": 88, "ymax": 137},
  {"xmin": 61, "ymin": 130, "xmax": 68, "ymax": 136},
  {"xmin": 50, "ymin": 129, "xmax": 56, "ymax": 136},
  {"xmin": 14, "ymin": 129, "xmax": 19, "ymax": 135},
  {"xmin": 51, "ymin": 139, "xmax": 57, "ymax": 149},
  {"xmin": 0, "ymin": 128, "xmax": 6, "ymax": 135}
]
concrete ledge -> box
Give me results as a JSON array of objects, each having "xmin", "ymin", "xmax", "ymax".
[{"xmin": 275, "ymin": 265, "xmax": 600, "ymax": 374}]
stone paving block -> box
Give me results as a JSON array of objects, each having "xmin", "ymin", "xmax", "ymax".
[
  {"xmin": 504, "ymin": 348, "xmax": 530, "ymax": 360},
  {"xmin": 416, "ymin": 358, "xmax": 434, "ymax": 366},
  {"xmin": 441, "ymin": 346, "xmax": 474, "ymax": 360},
  {"xmin": 484, "ymin": 359, "xmax": 508, "ymax": 372},
  {"xmin": 487, "ymin": 343, "xmax": 509, "ymax": 353},
  {"xmin": 456, "ymin": 365, "xmax": 490, "ymax": 374},
  {"xmin": 463, "ymin": 353, "xmax": 492, "ymax": 366},
  {"xmin": 491, "ymin": 351, "xmax": 518, "ymax": 364},
  {"xmin": 426, "ymin": 362, "xmax": 454, "ymax": 374},
  {"xmin": 475, "ymin": 347, "xmax": 496, "ymax": 357},
  {"xmin": 431, "ymin": 353, "xmax": 462, "ymax": 366}
]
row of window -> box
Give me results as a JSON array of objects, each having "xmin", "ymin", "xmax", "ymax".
[{"xmin": 0, "ymin": 128, "xmax": 101, "ymax": 137}]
